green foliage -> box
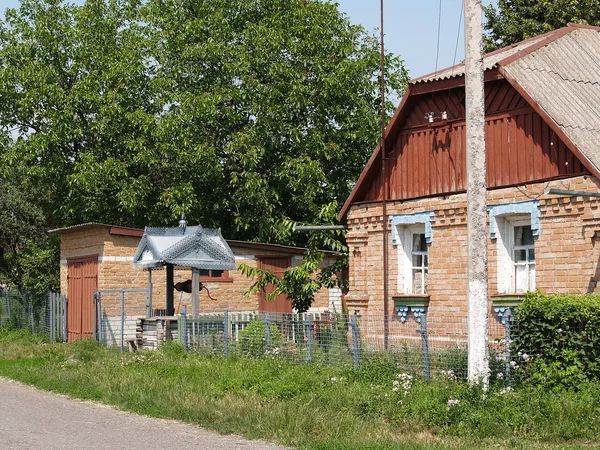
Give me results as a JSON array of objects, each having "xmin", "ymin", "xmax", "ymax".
[
  {"xmin": 2, "ymin": 339, "xmax": 600, "ymax": 447},
  {"xmin": 484, "ymin": 0, "xmax": 600, "ymax": 51},
  {"xmin": 69, "ymin": 338, "xmax": 104, "ymax": 362},
  {"xmin": 238, "ymin": 320, "xmax": 284, "ymax": 357},
  {"xmin": 512, "ymin": 291, "xmax": 600, "ymax": 388},
  {"xmin": 0, "ymin": 0, "xmax": 409, "ymax": 292},
  {"xmin": 0, "ymin": 0, "xmax": 408, "ymax": 239},
  {"xmin": 240, "ymin": 202, "xmax": 348, "ymax": 313}
]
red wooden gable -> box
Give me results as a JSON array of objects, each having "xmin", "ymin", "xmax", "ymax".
[{"xmin": 346, "ymin": 79, "xmax": 588, "ymax": 209}]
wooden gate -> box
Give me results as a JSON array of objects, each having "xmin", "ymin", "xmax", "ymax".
[
  {"xmin": 257, "ymin": 257, "xmax": 292, "ymax": 313},
  {"xmin": 67, "ymin": 255, "xmax": 98, "ymax": 342}
]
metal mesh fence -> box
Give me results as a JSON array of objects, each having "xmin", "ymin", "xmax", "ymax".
[
  {"xmin": 0, "ymin": 288, "xmax": 66, "ymax": 341},
  {"xmin": 96, "ymin": 289, "xmax": 148, "ymax": 350},
  {"xmin": 172, "ymin": 307, "xmax": 592, "ymax": 384},
  {"xmin": 174, "ymin": 310, "xmax": 496, "ymax": 378}
]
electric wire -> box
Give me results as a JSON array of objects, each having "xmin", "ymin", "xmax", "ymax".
[
  {"xmin": 443, "ymin": 0, "xmax": 465, "ymax": 113},
  {"xmin": 434, "ymin": 0, "xmax": 443, "ymax": 76}
]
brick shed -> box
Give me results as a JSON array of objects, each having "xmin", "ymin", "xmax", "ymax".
[
  {"xmin": 338, "ymin": 25, "xmax": 600, "ymax": 339},
  {"xmin": 49, "ymin": 223, "xmax": 342, "ymax": 343}
]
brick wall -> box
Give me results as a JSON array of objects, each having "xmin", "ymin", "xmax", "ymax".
[
  {"xmin": 59, "ymin": 228, "xmax": 335, "ymax": 321},
  {"xmin": 346, "ymin": 175, "xmax": 600, "ymax": 334}
]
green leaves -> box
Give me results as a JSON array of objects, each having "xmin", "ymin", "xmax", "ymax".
[
  {"xmin": 0, "ymin": 0, "xmax": 408, "ymax": 290},
  {"xmin": 512, "ymin": 291, "xmax": 600, "ymax": 388},
  {"xmin": 484, "ymin": 0, "xmax": 600, "ymax": 51}
]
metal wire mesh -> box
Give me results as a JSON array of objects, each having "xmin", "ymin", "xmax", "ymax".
[{"xmin": 0, "ymin": 288, "xmax": 66, "ymax": 341}]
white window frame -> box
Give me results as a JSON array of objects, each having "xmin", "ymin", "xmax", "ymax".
[
  {"xmin": 397, "ymin": 224, "xmax": 429, "ymax": 295},
  {"xmin": 497, "ymin": 215, "xmax": 536, "ymax": 294}
]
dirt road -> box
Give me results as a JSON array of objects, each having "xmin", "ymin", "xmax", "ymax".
[{"xmin": 0, "ymin": 377, "xmax": 288, "ymax": 449}]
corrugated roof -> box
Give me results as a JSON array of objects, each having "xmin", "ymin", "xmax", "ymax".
[
  {"xmin": 338, "ymin": 24, "xmax": 600, "ymax": 221},
  {"xmin": 410, "ymin": 33, "xmax": 551, "ymax": 84},
  {"xmin": 503, "ymin": 27, "xmax": 600, "ymax": 173}
]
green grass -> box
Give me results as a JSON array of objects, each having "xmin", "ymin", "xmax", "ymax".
[{"xmin": 0, "ymin": 330, "xmax": 598, "ymax": 449}]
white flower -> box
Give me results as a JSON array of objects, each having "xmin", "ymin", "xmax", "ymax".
[
  {"xmin": 496, "ymin": 372, "xmax": 504, "ymax": 380},
  {"xmin": 498, "ymin": 386, "xmax": 513, "ymax": 395},
  {"xmin": 446, "ymin": 399, "xmax": 460, "ymax": 411},
  {"xmin": 481, "ymin": 393, "xmax": 487, "ymax": 400},
  {"xmin": 510, "ymin": 360, "xmax": 518, "ymax": 368},
  {"xmin": 521, "ymin": 353, "xmax": 530, "ymax": 363},
  {"xmin": 330, "ymin": 377, "xmax": 337, "ymax": 383}
]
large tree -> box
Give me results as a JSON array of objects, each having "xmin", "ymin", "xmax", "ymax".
[
  {"xmin": 0, "ymin": 0, "xmax": 408, "ymax": 248},
  {"xmin": 484, "ymin": 0, "xmax": 600, "ymax": 51}
]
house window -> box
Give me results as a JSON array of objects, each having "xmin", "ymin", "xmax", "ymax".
[
  {"xmin": 397, "ymin": 225, "xmax": 429, "ymax": 294},
  {"xmin": 411, "ymin": 233, "xmax": 428, "ymax": 294},
  {"xmin": 512, "ymin": 224, "xmax": 535, "ymax": 293},
  {"xmin": 199, "ymin": 269, "xmax": 229, "ymax": 280},
  {"xmin": 495, "ymin": 217, "xmax": 536, "ymax": 294},
  {"xmin": 489, "ymin": 201, "xmax": 540, "ymax": 295}
]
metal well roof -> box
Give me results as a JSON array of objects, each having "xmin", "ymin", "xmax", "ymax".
[{"xmin": 133, "ymin": 225, "xmax": 235, "ymax": 271}]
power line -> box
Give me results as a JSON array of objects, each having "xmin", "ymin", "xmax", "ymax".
[{"xmin": 434, "ymin": 0, "xmax": 443, "ymax": 75}]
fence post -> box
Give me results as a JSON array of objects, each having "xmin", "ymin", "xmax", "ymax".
[
  {"xmin": 146, "ymin": 270, "xmax": 153, "ymax": 318},
  {"xmin": 29, "ymin": 298, "xmax": 35, "ymax": 334},
  {"xmin": 62, "ymin": 296, "xmax": 67, "ymax": 343},
  {"xmin": 49, "ymin": 293, "xmax": 55, "ymax": 343},
  {"xmin": 494, "ymin": 306, "xmax": 514, "ymax": 386},
  {"xmin": 224, "ymin": 309, "xmax": 229, "ymax": 357},
  {"xmin": 6, "ymin": 290, "xmax": 11, "ymax": 325},
  {"xmin": 180, "ymin": 305, "xmax": 188, "ymax": 352},
  {"xmin": 414, "ymin": 308, "xmax": 430, "ymax": 380},
  {"xmin": 92, "ymin": 293, "xmax": 97, "ymax": 341},
  {"xmin": 264, "ymin": 313, "xmax": 271, "ymax": 351},
  {"xmin": 120, "ymin": 291, "xmax": 125, "ymax": 352},
  {"xmin": 304, "ymin": 315, "xmax": 312, "ymax": 363},
  {"xmin": 503, "ymin": 308, "xmax": 513, "ymax": 385},
  {"xmin": 96, "ymin": 293, "xmax": 101, "ymax": 344},
  {"xmin": 351, "ymin": 314, "xmax": 360, "ymax": 368}
]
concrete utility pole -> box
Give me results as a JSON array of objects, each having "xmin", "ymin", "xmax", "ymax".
[{"xmin": 464, "ymin": 0, "xmax": 489, "ymax": 385}]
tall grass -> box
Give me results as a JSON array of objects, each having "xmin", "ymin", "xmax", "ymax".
[{"xmin": 0, "ymin": 332, "xmax": 598, "ymax": 449}]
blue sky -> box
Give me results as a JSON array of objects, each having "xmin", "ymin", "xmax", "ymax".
[
  {"xmin": 336, "ymin": 0, "xmax": 495, "ymax": 79},
  {"xmin": 1, "ymin": 0, "xmax": 495, "ymax": 80}
]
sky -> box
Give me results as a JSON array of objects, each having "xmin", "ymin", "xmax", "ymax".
[
  {"xmin": 335, "ymin": 0, "xmax": 495, "ymax": 79},
  {"xmin": 1, "ymin": 0, "xmax": 495, "ymax": 80}
]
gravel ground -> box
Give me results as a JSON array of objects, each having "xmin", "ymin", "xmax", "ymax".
[{"xmin": 0, "ymin": 377, "xmax": 289, "ymax": 450}]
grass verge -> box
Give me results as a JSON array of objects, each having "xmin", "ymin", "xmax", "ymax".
[{"xmin": 0, "ymin": 330, "xmax": 598, "ymax": 449}]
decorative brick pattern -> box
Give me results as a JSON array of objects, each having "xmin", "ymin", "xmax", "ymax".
[{"xmin": 346, "ymin": 175, "xmax": 600, "ymax": 332}]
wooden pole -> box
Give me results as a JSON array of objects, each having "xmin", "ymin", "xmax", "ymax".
[
  {"xmin": 166, "ymin": 264, "xmax": 174, "ymax": 316},
  {"xmin": 464, "ymin": 0, "xmax": 489, "ymax": 386},
  {"xmin": 191, "ymin": 268, "xmax": 200, "ymax": 316}
]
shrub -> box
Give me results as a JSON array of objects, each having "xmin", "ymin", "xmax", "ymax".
[
  {"xmin": 238, "ymin": 320, "xmax": 283, "ymax": 358},
  {"xmin": 512, "ymin": 291, "xmax": 600, "ymax": 387}
]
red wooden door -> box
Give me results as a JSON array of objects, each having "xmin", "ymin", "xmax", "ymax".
[
  {"xmin": 258, "ymin": 257, "xmax": 292, "ymax": 313},
  {"xmin": 67, "ymin": 256, "xmax": 98, "ymax": 342}
]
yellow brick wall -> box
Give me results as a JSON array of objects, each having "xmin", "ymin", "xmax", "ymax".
[
  {"xmin": 346, "ymin": 175, "xmax": 600, "ymax": 332},
  {"xmin": 59, "ymin": 228, "xmax": 335, "ymax": 316}
]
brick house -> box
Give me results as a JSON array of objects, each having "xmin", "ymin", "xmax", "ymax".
[
  {"xmin": 49, "ymin": 223, "xmax": 342, "ymax": 342},
  {"xmin": 338, "ymin": 24, "xmax": 600, "ymax": 335}
]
